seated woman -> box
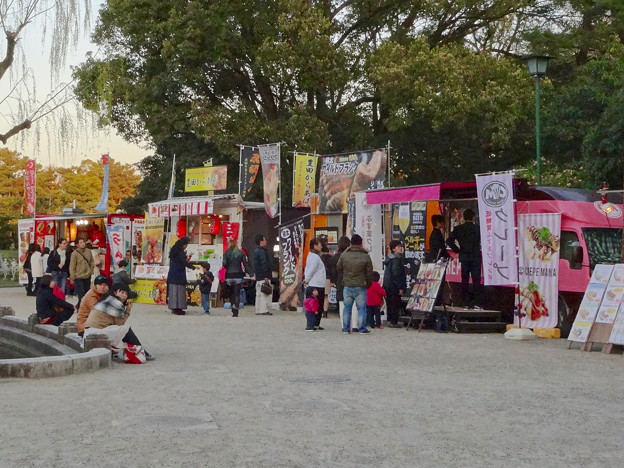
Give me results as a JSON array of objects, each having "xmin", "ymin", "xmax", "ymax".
[
  {"xmin": 84, "ymin": 282, "xmax": 154, "ymax": 361},
  {"xmin": 35, "ymin": 274, "xmax": 75, "ymax": 325}
]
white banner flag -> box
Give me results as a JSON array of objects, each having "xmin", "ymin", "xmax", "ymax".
[
  {"xmin": 353, "ymin": 192, "xmax": 383, "ymax": 272},
  {"xmin": 517, "ymin": 213, "xmax": 561, "ymax": 328},
  {"xmin": 476, "ymin": 172, "xmax": 517, "ymax": 285}
]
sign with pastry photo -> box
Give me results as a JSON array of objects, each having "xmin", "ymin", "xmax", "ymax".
[{"xmin": 318, "ymin": 149, "xmax": 387, "ymax": 213}]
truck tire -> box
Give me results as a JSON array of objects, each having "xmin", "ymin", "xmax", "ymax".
[{"xmin": 557, "ymin": 295, "xmax": 572, "ymax": 338}]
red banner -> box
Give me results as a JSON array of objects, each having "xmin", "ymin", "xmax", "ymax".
[
  {"xmin": 25, "ymin": 159, "xmax": 36, "ymax": 215},
  {"xmin": 222, "ymin": 222, "xmax": 240, "ymax": 253}
]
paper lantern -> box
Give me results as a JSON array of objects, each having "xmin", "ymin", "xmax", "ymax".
[
  {"xmin": 206, "ymin": 215, "xmax": 221, "ymax": 235},
  {"xmin": 176, "ymin": 219, "xmax": 187, "ymax": 238}
]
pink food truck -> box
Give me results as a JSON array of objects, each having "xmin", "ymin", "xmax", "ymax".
[{"xmin": 365, "ymin": 180, "xmax": 623, "ymax": 337}]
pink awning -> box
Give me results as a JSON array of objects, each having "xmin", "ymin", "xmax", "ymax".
[{"xmin": 366, "ymin": 184, "xmax": 441, "ymax": 205}]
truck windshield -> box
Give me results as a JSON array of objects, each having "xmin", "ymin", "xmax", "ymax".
[{"xmin": 582, "ymin": 228, "xmax": 622, "ymax": 267}]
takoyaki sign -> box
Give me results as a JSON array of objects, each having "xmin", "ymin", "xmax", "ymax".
[{"xmin": 517, "ymin": 213, "xmax": 561, "ymax": 329}]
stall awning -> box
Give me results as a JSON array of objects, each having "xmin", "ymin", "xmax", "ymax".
[
  {"xmin": 365, "ymin": 182, "xmax": 475, "ymax": 205},
  {"xmin": 148, "ymin": 194, "xmax": 260, "ymax": 218}
]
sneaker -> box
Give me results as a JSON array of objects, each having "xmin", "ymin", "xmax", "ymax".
[
  {"xmin": 351, "ymin": 328, "xmax": 359, "ymax": 333},
  {"xmin": 377, "ymin": 326, "xmax": 384, "ymax": 330},
  {"xmin": 359, "ymin": 329, "xmax": 371, "ymax": 334},
  {"xmin": 305, "ymin": 328, "xmax": 315, "ymax": 332},
  {"xmin": 144, "ymin": 351, "xmax": 156, "ymax": 361},
  {"xmin": 342, "ymin": 330, "xmax": 350, "ymax": 335},
  {"xmin": 202, "ymin": 311, "xmax": 211, "ymax": 315},
  {"xmin": 315, "ymin": 327, "xmax": 324, "ymax": 331},
  {"xmin": 473, "ymin": 306, "xmax": 484, "ymax": 311},
  {"xmin": 462, "ymin": 306, "xmax": 470, "ymax": 310},
  {"xmin": 388, "ymin": 323, "xmax": 402, "ymax": 328}
]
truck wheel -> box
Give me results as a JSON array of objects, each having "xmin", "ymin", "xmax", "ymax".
[{"xmin": 557, "ymin": 295, "xmax": 572, "ymax": 338}]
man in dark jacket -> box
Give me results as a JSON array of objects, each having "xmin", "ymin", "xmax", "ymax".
[
  {"xmin": 383, "ymin": 240, "xmax": 407, "ymax": 327},
  {"xmin": 446, "ymin": 208, "xmax": 481, "ymax": 308},
  {"xmin": 425, "ymin": 215, "xmax": 450, "ymax": 262},
  {"xmin": 253, "ymin": 234, "xmax": 273, "ymax": 315},
  {"xmin": 47, "ymin": 239, "xmax": 70, "ymax": 294},
  {"xmin": 336, "ymin": 234, "xmax": 373, "ymax": 334}
]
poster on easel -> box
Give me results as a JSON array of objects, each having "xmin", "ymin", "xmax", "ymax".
[
  {"xmin": 406, "ymin": 261, "xmax": 448, "ymax": 313},
  {"xmin": 568, "ymin": 264, "xmax": 613, "ymax": 342}
]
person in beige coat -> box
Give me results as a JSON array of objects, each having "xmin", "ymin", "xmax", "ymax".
[{"xmin": 69, "ymin": 237, "xmax": 94, "ymax": 309}]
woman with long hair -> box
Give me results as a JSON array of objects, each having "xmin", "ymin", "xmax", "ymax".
[
  {"xmin": 167, "ymin": 236, "xmax": 196, "ymax": 315},
  {"xmin": 223, "ymin": 238, "xmax": 249, "ymax": 317}
]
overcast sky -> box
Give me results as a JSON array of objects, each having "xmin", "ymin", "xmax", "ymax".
[{"xmin": 0, "ymin": 1, "xmax": 152, "ymax": 168}]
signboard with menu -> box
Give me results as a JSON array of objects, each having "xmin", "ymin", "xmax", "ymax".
[{"xmin": 406, "ymin": 261, "xmax": 448, "ymax": 313}]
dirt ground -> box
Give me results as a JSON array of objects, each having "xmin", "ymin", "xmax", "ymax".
[{"xmin": 1, "ymin": 286, "xmax": 623, "ymax": 467}]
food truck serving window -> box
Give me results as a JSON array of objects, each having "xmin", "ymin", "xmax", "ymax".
[{"xmin": 582, "ymin": 228, "xmax": 622, "ymax": 267}]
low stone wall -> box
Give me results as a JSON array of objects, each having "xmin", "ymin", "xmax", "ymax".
[{"xmin": 0, "ymin": 307, "xmax": 112, "ymax": 378}]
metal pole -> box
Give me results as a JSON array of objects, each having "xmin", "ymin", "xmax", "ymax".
[
  {"xmin": 238, "ymin": 145, "xmax": 243, "ymax": 197},
  {"xmin": 535, "ymin": 77, "xmax": 542, "ymax": 186}
]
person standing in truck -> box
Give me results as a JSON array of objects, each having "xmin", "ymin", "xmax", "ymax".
[{"xmin": 446, "ymin": 208, "xmax": 482, "ymax": 308}]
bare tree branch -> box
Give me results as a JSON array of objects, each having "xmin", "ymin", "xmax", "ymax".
[{"xmin": 0, "ymin": 118, "xmax": 31, "ymax": 144}]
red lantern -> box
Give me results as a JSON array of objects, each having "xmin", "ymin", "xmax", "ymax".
[
  {"xmin": 207, "ymin": 215, "xmax": 221, "ymax": 235},
  {"xmin": 176, "ymin": 219, "xmax": 187, "ymax": 238}
]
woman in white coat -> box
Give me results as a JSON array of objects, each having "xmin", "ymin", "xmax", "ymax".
[
  {"xmin": 30, "ymin": 244, "xmax": 44, "ymax": 294},
  {"xmin": 303, "ymin": 238, "xmax": 327, "ymax": 331}
]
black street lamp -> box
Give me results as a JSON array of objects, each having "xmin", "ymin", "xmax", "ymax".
[{"xmin": 523, "ymin": 55, "xmax": 551, "ymax": 186}]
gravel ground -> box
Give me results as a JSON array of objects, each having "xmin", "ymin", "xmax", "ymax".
[{"xmin": 1, "ymin": 286, "xmax": 623, "ymax": 467}]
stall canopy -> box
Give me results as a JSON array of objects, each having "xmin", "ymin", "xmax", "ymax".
[
  {"xmin": 365, "ymin": 182, "xmax": 475, "ymax": 205},
  {"xmin": 148, "ymin": 194, "xmax": 263, "ymax": 218}
]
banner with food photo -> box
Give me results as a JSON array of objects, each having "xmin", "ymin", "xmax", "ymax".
[
  {"xmin": 278, "ymin": 220, "xmax": 304, "ymax": 310},
  {"xmin": 141, "ymin": 217, "xmax": 165, "ymax": 264},
  {"xmin": 406, "ymin": 261, "xmax": 448, "ymax": 312},
  {"xmin": 292, "ymin": 153, "xmax": 317, "ymax": 208},
  {"xmin": 259, "ymin": 143, "xmax": 281, "ymax": 218},
  {"xmin": 353, "ymin": 192, "xmax": 383, "ymax": 272},
  {"xmin": 517, "ymin": 213, "xmax": 561, "ymax": 328},
  {"xmin": 239, "ymin": 146, "xmax": 260, "ymax": 199},
  {"xmin": 476, "ymin": 172, "xmax": 517, "ymax": 285},
  {"xmin": 318, "ymin": 149, "xmax": 387, "ymax": 213}
]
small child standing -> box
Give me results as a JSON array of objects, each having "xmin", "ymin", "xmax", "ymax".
[
  {"xmin": 198, "ymin": 263, "xmax": 214, "ymax": 315},
  {"xmin": 304, "ymin": 288, "xmax": 320, "ymax": 332},
  {"xmin": 367, "ymin": 271, "xmax": 386, "ymax": 329}
]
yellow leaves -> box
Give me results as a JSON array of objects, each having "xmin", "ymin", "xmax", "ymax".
[{"xmin": 0, "ymin": 148, "xmax": 140, "ymax": 215}]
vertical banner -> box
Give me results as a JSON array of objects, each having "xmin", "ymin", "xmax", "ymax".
[
  {"xmin": 353, "ymin": 192, "xmax": 383, "ymax": 272},
  {"xmin": 476, "ymin": 172, "xmax": 518, "ymax": 285},
  {"xmin": 167, "ymin": 154, "xmax": 176, "ymax": 199},
  {"xmin": 18, "ymin": 219, "xmax": 35, "ymax": 284},
  {"xmin": 141, "ymin": 217, "xmax": 165, "ymax": 264},
  {"xmin": 318, "ymin": 149, "xmax": 387, "ymax": 213},
  {"xmin": 517, "ymin": 213, "xmax": 561, "ymax": 328},
  {"xmin": 403, "ymin": 201, "xmax": 428, "ymax": 284},
  {"xmin": 95, "ymin": 154, "xmax": 110, "ymax": 211},
  {"xmin": 24, "ymin": 159, "xmax": 36, "ymax": 215},
  {"xmin": 239, "ymin": 146, "xmax": 260, "ymax": 199},
  {"xmin": 107, "ymin": 224, "xmax": 126, "ymax": 271},
  {"xmin": 258, "ymin": 143, "xmax": 280, "ymax": 218},
  {"xmin": 222, "ymin": 222, "xmax": 240, "ymax": 253},
  {"xmin": 279, "ymin": 220, "xmax": 304, "ymax": 310},
  {"xmin": 292, "ymin": 153, "xmax": 317, "ymax": 207}
]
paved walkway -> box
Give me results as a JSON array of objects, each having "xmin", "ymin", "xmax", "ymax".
[{"xmin": 1, "ymin": 287, "xmax": 623, "ymax": 467}]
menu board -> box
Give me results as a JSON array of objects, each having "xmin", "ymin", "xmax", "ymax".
[
  {"xmin": 569, "ymin": 264, "xmax": 613, "ymax": 343},
  {"xmin": 406, "ymin": 261, "xmax": 448, "ymax": 313}
]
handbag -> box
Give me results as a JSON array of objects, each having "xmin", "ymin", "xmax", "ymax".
[{"xmin": 260, "ymin": 280, "xmax": 273, "ymax": 295}]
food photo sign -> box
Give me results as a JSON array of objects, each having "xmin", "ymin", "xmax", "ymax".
[
  {"xmin": 406, "ymin": 261, "xmax": 448, "ymax": 313},
  {"xmin": 516, "ymin": 213, "xmax": 562, "ymax": 328},
  {"xmin": 568, "ymin": 265, "xmax": 613, "ymax": 343}
]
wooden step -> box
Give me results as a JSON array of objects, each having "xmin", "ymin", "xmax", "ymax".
[{"xmin": 454, "ymin": 321, "xmax": 507, "ymax": 334}]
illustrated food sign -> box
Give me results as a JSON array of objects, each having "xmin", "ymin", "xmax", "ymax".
[
  {"xmin": 406, "ymin": 261, "xmax": 448, "ymax": 313},
  {"xmin": 516, "ymin": 213, "xmax": 561, "ymax": 329},
  {"xmin": 476, "ymin": 172, "xmax": 518, "ymax": 286},
  {"xmin": 318, "ymin": 149, "xmax": 387, "ymax": 213},
  {"xmin": 279, "ymin": 220, "xmax": 304, "ymax": 309},
  {"xmin": 240, "ymin": 146, "xmax": 260, "ymax": 199},
  {"xmin": 141, "ymin": 217, "xmax": 165, "ymax": 264},
  {"xmin": 184, "ymin": 166, "xmax": 227, "ymax": 192},
  {"xmin": 259, "ymin": 143, "xmax": 281, "ymax": 219}
]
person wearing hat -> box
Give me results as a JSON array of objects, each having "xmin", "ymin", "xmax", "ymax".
[
  {"xmin": 85, "ymin": 282, "xmax": 153, "ymax": 360},
  {"xmin": 76, "ymin": 274, "xmax": 111, "ymax": 336}
]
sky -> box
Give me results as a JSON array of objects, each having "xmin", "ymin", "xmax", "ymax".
[{"xmin": 0, "ymin": 0, "xmax": 152, "ymax": 168}]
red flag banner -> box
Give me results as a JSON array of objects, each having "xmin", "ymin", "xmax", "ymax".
[{"xmin": 25, "ymin": 159, "xmax": 36, "ymax": 215}]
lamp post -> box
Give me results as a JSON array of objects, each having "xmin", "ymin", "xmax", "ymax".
[{"xmin": 523, "ymin": 55, "xmax": 550, "ymax": 186}]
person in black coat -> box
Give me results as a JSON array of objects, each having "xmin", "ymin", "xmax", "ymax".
[
  {"xmin": 252, "ymin": 234, "xmax": 274, "ymax": 315},
  {"xmin": 426, "ymin": 214, "xmax": 451, "ymax": 262},
  {"xmin": 383, "ymin": 240, "xmax": 407, "ymax": 328},
  {"xmin": 446, "ymin": 208, "xmax": 482, "ymax": 308},
  {"xmin": 35, "ymin": 274, "xmax": 75, "ymax": 326},
  {"xmin": 167, "ymin": 236, "xmax": 196, "ymax": 315}
]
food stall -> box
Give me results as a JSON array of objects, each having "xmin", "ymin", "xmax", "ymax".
[{"xmin": 133, "ymin": 194, "xmax": 264, "ymax": 306}]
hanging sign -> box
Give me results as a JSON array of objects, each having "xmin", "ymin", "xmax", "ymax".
[
  {"xmin": 184, "ymin": 166, "xmax": 227, "ymax": 192},
  {"xmin": 240, "ymin": 146, "xmax": 260, "ymax": 199},
  {"xmin": 95, "ymin": 154, "xmax": 110, "ymax": 211},
  {"xmin": 476, "ymin": 172, "xmax": 518, "ymax": 285},
  {"xmin": 24, "ymin": 159, "xmax": 36, "ymax": 215},
  {"xmin": 353, "ymin": 192, "xmax": 383, "ymax": 272},
  {"xmin": 292, "ymin": 153, "xmax": 317, "ymax": 207},
  {"xmin": 259, "ymin": 143, "xmax": 280, "ymax": 218},
  {"xmin": 279, "ymin": 220, "xmax": 304, "ymax": 309}
]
